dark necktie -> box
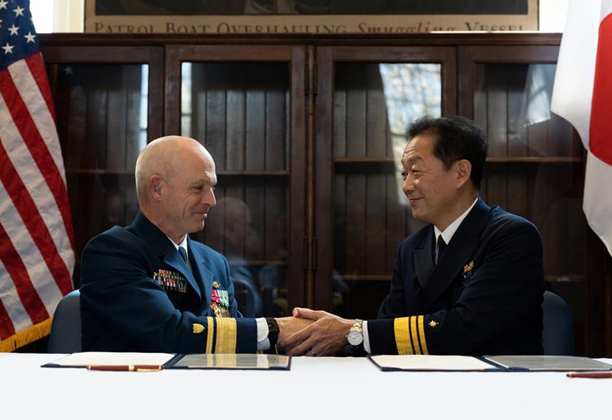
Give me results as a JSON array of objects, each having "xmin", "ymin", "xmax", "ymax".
[
  {"xmin": 178, "ymin": 246, "xmax": 188, "ymax": 263},
  {"xmin": 435, "ymin": 236, "xmax": 447, "ymax": 265}
]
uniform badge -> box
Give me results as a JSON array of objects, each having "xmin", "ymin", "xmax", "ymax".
[
  {"xmin": 152, "ymin": 269, "xmax": 188, "ymax": 293},
  {"xmin": 428, "ymin": 320, "xmax": 439, "ymax": 328},
  {"xmin": 462, "ymin": 261, "xmax": 475, "ymax": 281},
  {"xmin": 192, "ymin": 323, "xmax": 205, "ymax": 334},
  {"xmin": 210, "ymin": 280, "xmax": 231, "ymax": 318}
]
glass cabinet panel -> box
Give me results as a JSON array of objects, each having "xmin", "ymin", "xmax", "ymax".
[
  {"xmin": 47, "ymin": 63, "xmax": 150, "ymax": 284},
  {"xmin": 181, "ymin": 62, "xmax": 291, "ymax": 317},
  {"xmin": 473, "ymin": 62, "xmax": 587, "ymax": 348},
  {"xmin": 332, "ymin": 63, "xmax": 442, "ymax": 318}
]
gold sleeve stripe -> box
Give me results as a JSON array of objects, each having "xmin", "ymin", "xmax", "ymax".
[
  {"xmin": 215, "ymin": 317, "xmax": 238, "ymax": 353},
  {"xmin": 206, "ymin": 316, "xmax": 215, "ymax": 353},
  {"xmin": 410, "ymin": 316, "xmax": 422, "ymax": 355},
  {"xmin": 394, "ymin": 317, "xmax": 413, "ymax": 355},
  {"xmin": 418, "ymin": 315, "xmax": 429, "ymax": 355}
]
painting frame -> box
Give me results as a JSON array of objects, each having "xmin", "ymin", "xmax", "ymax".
[{"xmin": 85, "ymin": 0, "xmax": 539, "ymax": 34}]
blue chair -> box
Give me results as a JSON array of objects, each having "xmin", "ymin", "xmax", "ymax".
[
  {"xmin": 542, "ymin": 290, "xmax": 575, "ymax": 356},
  {"xmin": 48, "ymin": 290, "xmax": 81, "ymax": 353},
  {"xmin": 232, "ymin": 278, "xmax": 260, "ymax": 318}
]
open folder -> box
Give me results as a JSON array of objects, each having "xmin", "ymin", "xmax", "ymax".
[
  {"xmin": 368, "ymin": 355, "xmax": 612, "ymax": 372},
  {"xmin": 42, "ymin": 352, "xmax": 291, "ymax": 371}
]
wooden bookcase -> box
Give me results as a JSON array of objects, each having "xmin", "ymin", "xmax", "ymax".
[{"xmin": 39, "ymin": 33, "xmax": 612, "ymax": 357}]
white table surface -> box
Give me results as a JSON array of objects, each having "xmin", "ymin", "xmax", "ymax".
[{"xmin": 2, "ymin": 354, "xmax": 612, "ymax": 420}]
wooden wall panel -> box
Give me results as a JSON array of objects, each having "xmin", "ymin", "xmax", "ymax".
[
  {"xmin": 106, "ymin": 86, "xmax": 127, "ymax": 171},
  {"xmin": 385, "ymin": 175, "xmax": 407, "ymax": 273},
  {"xmin": 203, "ymin": 67, "xmax": 227, "ymax": 170},
  {"xmin": 485, "ymin": 66, "xmax": 508, "ymax": 157},
  {"xmin": 246, "ymin": 81, "xmax": 266, "ymax": 170},
  {"xmin": 333, "ymin": 174, "xmax": 347, "ymax": 273},
  {"xmin": 507, "ymin": 67, "xmax": 528, "ymax": 157},
  {"xmin": 333, "ymin": 80, "xmax": 347, "ymax": 158},
  {"xmin": 226, "ymin": 66, "xmax": 246, "ymax": 171},
  {"xmin": 365, "ymin": 174, "xmax": 386, "ymax": 274},
  {"xmin": 245, "ymin": 178, "xmax": 265, "ymax": 261},
  {"xmin": 345, "ymin": 65, "xmax": 367, "ymax": 158},
  {"xmin": 265, "ymin": 67, "xmax": 288, "ymax": 171},
  {"xmin": 264, "ymin": 180, "xmax": 287, "ymax": 262},
  {"xmin": 345, "ymin": 175, "xmax": 367, "ymax": 274},
  {"xmin": 366, "ymin": 65, "xmax": 387, "ymax": 158}
]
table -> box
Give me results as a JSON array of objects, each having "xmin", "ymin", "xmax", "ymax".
[{"xmin": 2, "ymin": 354, "xmax": 611, "ymax": 419}]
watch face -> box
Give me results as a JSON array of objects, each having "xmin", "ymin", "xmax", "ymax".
[{"xmin": 347, "ymin": 330, "xmax": 363, "ymax": 346}]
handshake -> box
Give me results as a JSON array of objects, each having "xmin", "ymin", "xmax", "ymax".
[{"xmin": 274, "ymin": 308, "xmax": 358, "ymax": 356}]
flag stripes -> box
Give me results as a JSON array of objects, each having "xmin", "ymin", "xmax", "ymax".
[
  {"xmin": 1, "ymin": 61, "xmax": 74, "ymax": 249},
  {"xmin": 0, "ymin": 1, "xmax": 75, "ymax": 351},
  {"xmin": 590, "ymin": 14, "xmax": 612, "ymax": 165},
  {"xmin": 551, "ymin": 0, "xmax": 612, "ymax": 257}
]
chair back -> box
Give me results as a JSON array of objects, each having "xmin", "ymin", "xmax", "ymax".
[
  {"xmin": 232, "ymin": 278, "xmax": 259, "ymax": 318},
  {"xmin": 48, "ymin": 290, "xmax": 81, "ymax": 353},
  {"xmin": 542, "ymin": 290, "xmax": 575, "ymax": 356}
]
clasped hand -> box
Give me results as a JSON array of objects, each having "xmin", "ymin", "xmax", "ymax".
[{"xmin": 277, "ymin": 308, "xmax": 353, "ymax": 356}]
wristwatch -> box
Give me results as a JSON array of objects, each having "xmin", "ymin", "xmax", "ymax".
[
  {"xmin": 266, "ymin": 317, "xmax": 279, "ymax": 353},
  {"xmin": 346, "ymin": 319, "xmax": 364, "ymax": 347}
]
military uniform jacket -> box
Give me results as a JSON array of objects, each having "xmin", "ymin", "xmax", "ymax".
[
  {"xmin": 368, "ymin": 198, "xmax": 544, "ymax": 356},
  {"xmin": 80, "ymin": 211, "xmax": 257, "ymax": 353}
]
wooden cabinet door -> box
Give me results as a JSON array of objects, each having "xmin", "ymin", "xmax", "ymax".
[
  {"xmin": 458, "ymin": 44, "xmax": 608, "ymax": 356},
  {"xmin": 164, "ymin": 45, "xmax": 307, "ymax": 316},
  {"xmin": 313, "ymin": 46, "xmax": 456, "ymax": 316},
  {"xmin": 41, "ymin": 45, "xmax": 164, "ymax": 286}
]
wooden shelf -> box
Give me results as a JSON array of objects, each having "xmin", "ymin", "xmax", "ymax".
[
  {"xmin": 217, "ymin": 170, "xmax": 289, "ymax": 176},
  {"xmin": 338, "ymin": 274, "xmax": 391, "ymax": 282},
  {"xmin": 334, "ymin": 157, "xmax": 395, "ymax": 163},
  {"xmin": 66, "ymin": 169, "xmax": 289, "ymax": 176},
  {"xmin": 338, "ymin": 274, "xmax": 585, "ymax": 283},
  {"xmin": 334, "ymin": 158, "xmax": 396, "ymax": 174},
  {"xmin": 244, "ymin": 260, "xmax": 287, "ymax": 267},
  {"xmin": 545, "ymin": 275, "xmax": 585, "ymax": 283},
  {"xmin": 66, "ymin": 168, "xmax": 134, "ymax": 175},
  {"xmin": 486, "ymin": 157, "xmax": 582, "ymax": 163}
]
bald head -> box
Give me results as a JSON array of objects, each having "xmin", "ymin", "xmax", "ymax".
[
  {"xmin": 135, "ymin": 136, "xmax": 213, "ymax": 205},
  {"xmin": 134, "ymin": 136, "xmax": 218, "ymax": 243}
]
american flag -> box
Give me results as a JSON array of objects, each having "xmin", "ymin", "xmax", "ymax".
[{"xmin": 0, "ymin": 0, "xmax": 74, "ymax": 351}]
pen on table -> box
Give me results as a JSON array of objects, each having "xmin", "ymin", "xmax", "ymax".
[
  {"xmin": 566, "ymin": 372, "xmax": 612, "ymax": 378},
  {"xmin": 87, "ymin": 365, "xmax": 162, "ymax": 372}
]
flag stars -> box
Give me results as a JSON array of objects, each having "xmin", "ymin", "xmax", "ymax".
[
  {"xmin": 2, "ymin": 42, "xmax": 14, "ymax": 55},
  {"xmin": 0, "ymin": 0, "xmax": 8, "ymax": 10},
  {"xmin": 24, "ymin": 32, "xmax": 36, "ymax": 43},
  {"xmin": 64, "ymin": 66, "xmax": 73, "ymax": 75},
  {"xmin": 8, "ymin": 24, "xmax": 19, "ymax": 36},
  {"xmin": 14, "ymin": 5, "xmax": 25, "ymax": 17}
]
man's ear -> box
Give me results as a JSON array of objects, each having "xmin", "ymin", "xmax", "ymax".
[
  {"xmin": 455, "ymin": 160, "xmax": 472, "ymax": 189},
  {"xmin": 148, "ymin": 175, "xmax": 164, "ymax": 201}
]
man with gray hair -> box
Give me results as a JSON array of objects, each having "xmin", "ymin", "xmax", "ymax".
[{"xmin": 80, "ymin": 136, "xmax": 309, "ymax": 352}]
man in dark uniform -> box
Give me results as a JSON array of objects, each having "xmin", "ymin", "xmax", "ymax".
[
  {"xmin": 280, "ymin": 116, "xmax": 544, "ymax": 356},
  {"xmin": 80, "ymin": 135, "xmax": 309, "ymax": 353}
]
